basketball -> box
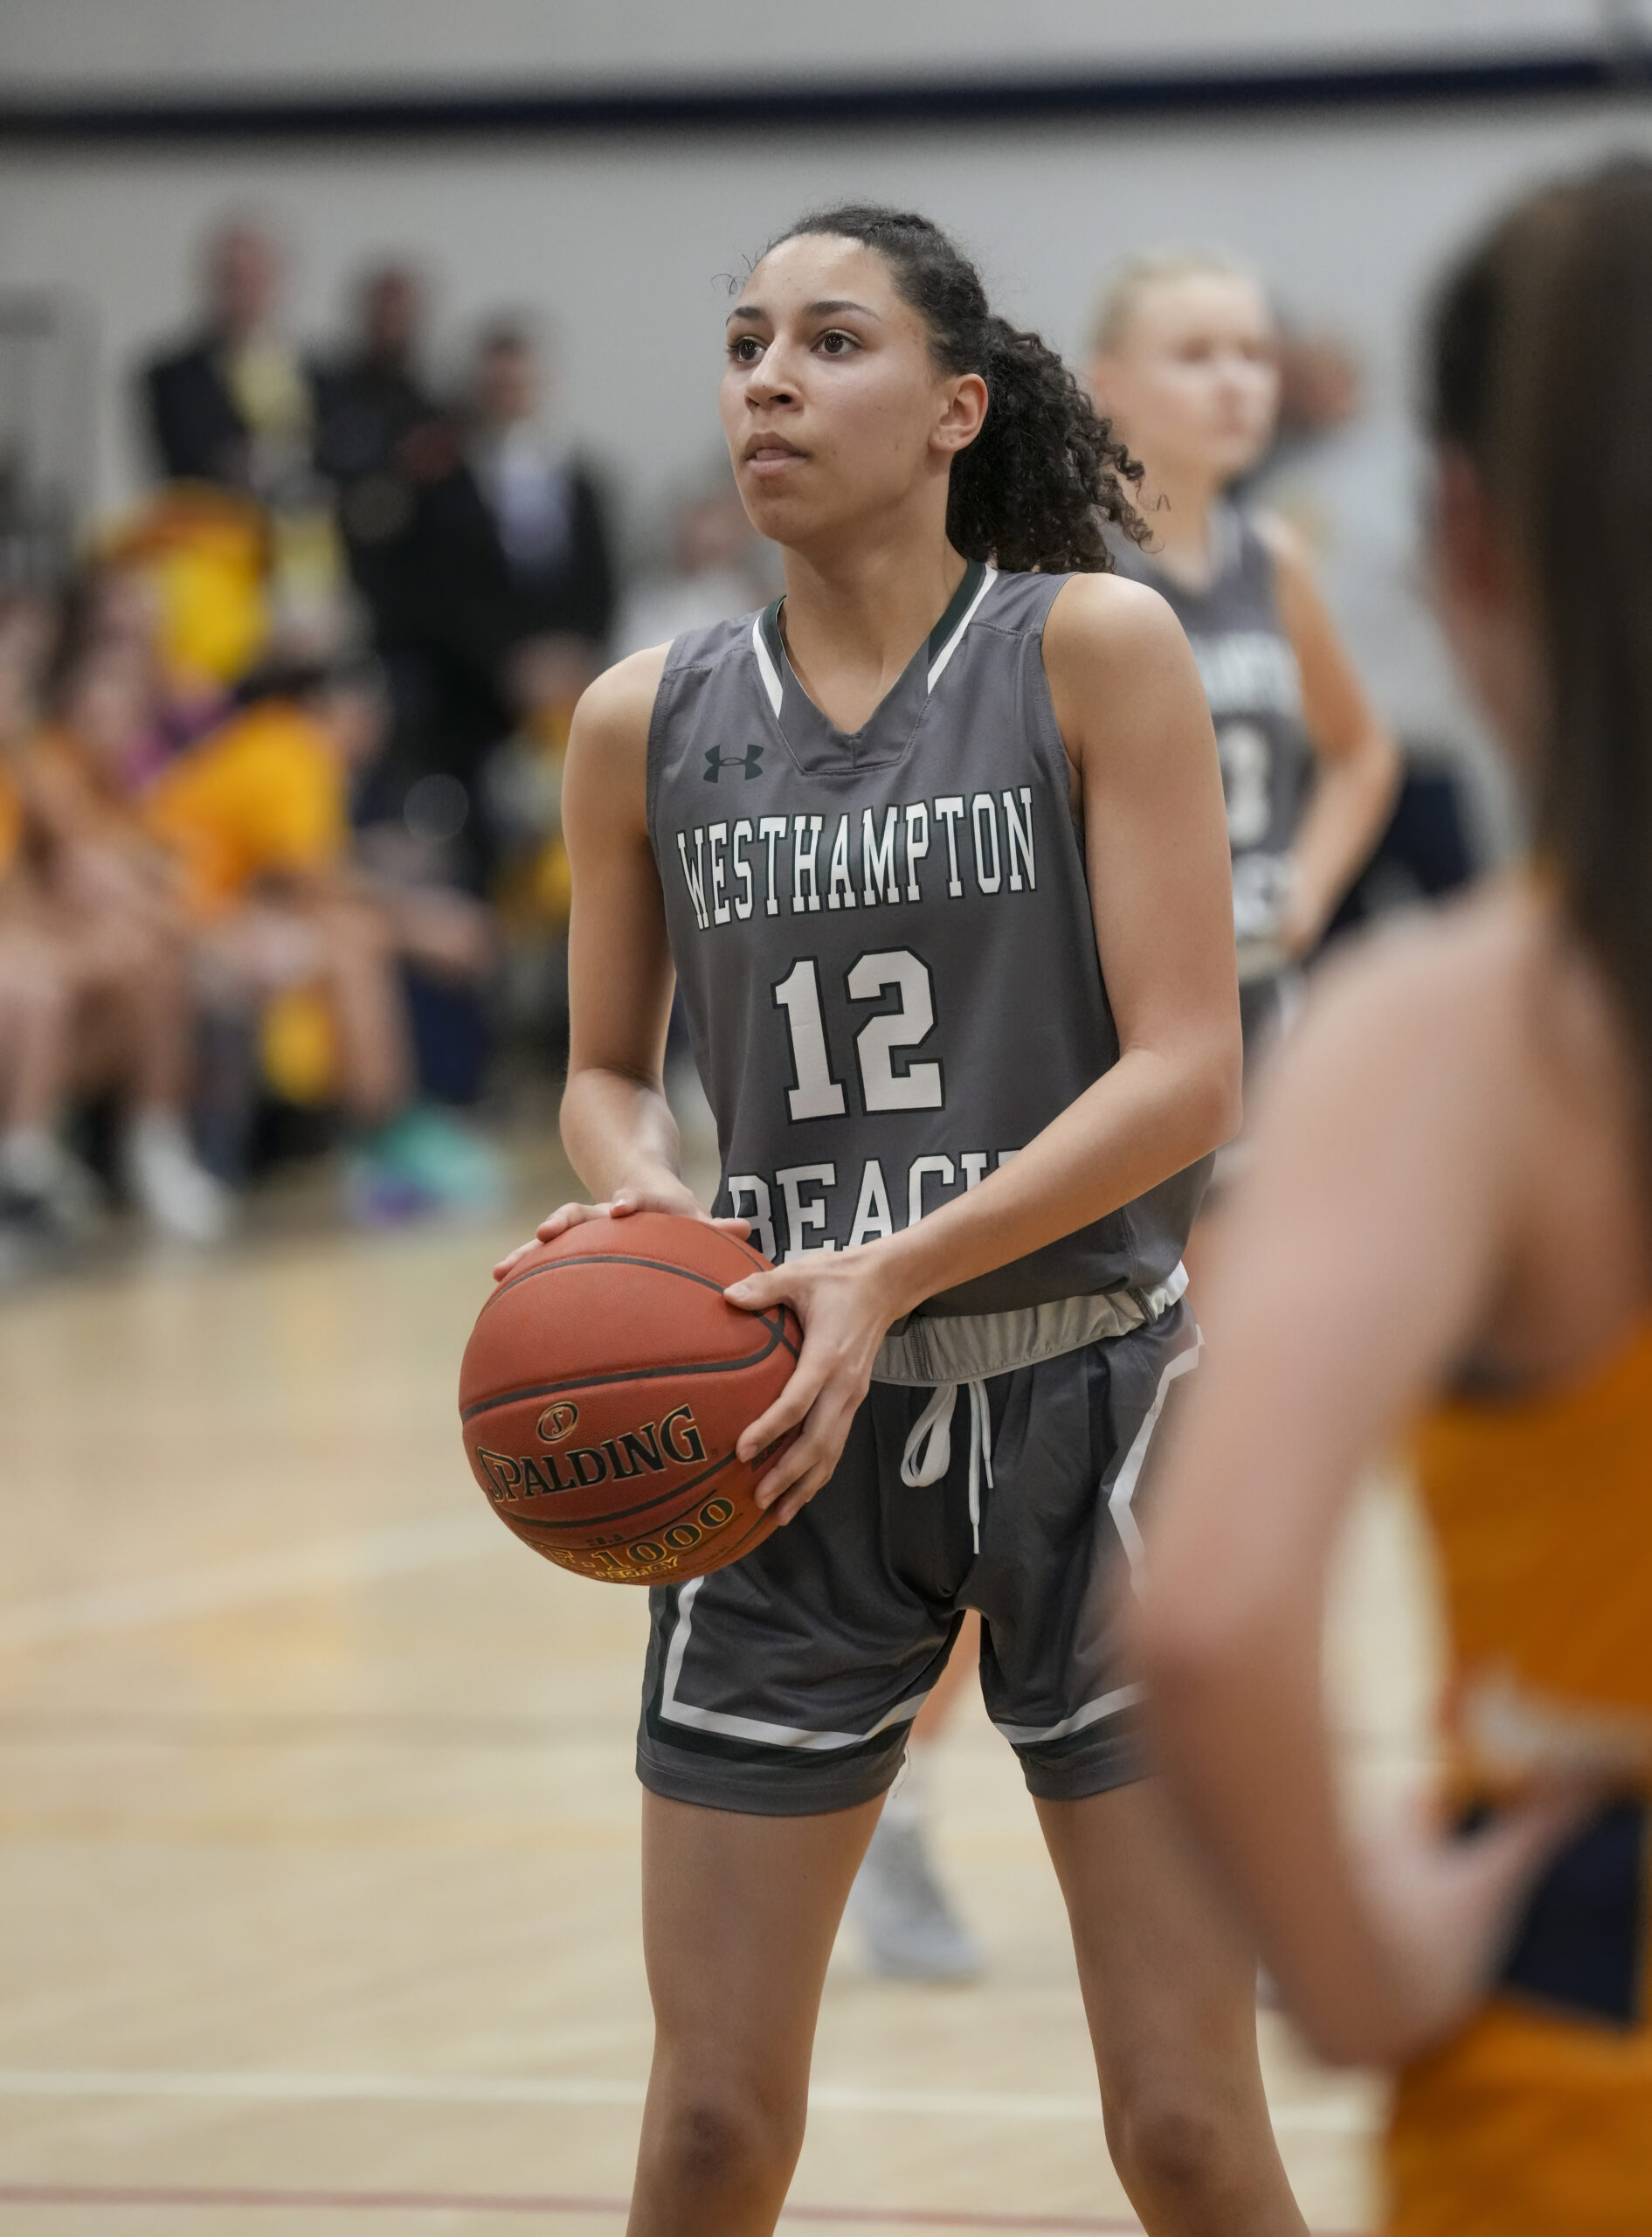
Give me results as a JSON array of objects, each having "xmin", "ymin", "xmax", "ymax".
[{"xmin": 458, "ymin": 1212, "xmax": 802, "ymax": 1584}]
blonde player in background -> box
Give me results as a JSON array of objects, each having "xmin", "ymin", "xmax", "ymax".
[
  {"xmin": 1089, "ymin": 252, "xmax": 1397, "ymax": 1189},
  {"xmin": 1139, "ymin": 161, "xmax": 1652, "ymax": 2233}
]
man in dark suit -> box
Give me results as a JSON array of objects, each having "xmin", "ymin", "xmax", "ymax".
[
  {"xmin": 142, "ymin": 222, "xmax": 320, "ymax": 501},
  {"xmin": 466, "ymin": 321, "xmax": 615, "ymax": 658},
  {"xmin": 312, "ymin": 267, "xmax": 519, "ymax": 816}
]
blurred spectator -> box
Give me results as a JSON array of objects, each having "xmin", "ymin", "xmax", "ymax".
[
  {"xmin": 144, "ymin": 656, "xmax": 502, "ymax": 1222},
  {"xmin": 315, "ymin": 266, "xmax": 433, "ymax": 489},
  {"xmin": 0, "ymin": 594, "xmax": 75, "ymax": 1238},
  {"xmin": 142, "ymin": 220, "xmax": 320, "ymax": 503},
  {"xmin": 315, "ymin": 263, "xmax": 448, "ymax": 612},
  {"xmin": 467, "ymin": 320, "xmax": 615, "ymax": 660},
  {"xmin": 313, "ymin": 267, "xmax": 514, "ymax": 830},
  {"xmin": 613, "ymin": 481, "xmax": 773, "ymax": 658},
  {"xmin": 1267, "ymin": 329, "xmax": 1363, "ymax": 468},
  {"xmin": 3, "ymin": 606, "xmax": 232, "ymax": 1245},
  {"xmin": 50, "ymin": 568, "xmax": 175, "ymax": 777},
  {"xmin": 95, "ymin": 493, "xmax": 271, "ymax": 738},
  {"xmin": 140, "ymin": 219, "xmax": 347, "ymax": 658}
]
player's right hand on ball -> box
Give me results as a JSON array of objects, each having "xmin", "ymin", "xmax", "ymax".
[
  {"xmin": 722, "ymin": 1244, "xmax": 908, "ymax": 1525},
  {"xmin": 491, "ymin": 1182, "xmax": 749, "ymax": 1282}
]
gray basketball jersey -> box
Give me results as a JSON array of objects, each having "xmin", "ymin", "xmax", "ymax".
[
  {"xmin": 646, "ymin": 562, "xmax": 1208, "ymax": 1317},
  {"xmin": 1112, "ymin": 504, "xmax": 1312, "ymax": 978}
]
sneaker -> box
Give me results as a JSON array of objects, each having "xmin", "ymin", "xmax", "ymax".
[
  {"xmin": 121, "ymin": 1113, "xmax": 234, "ymax": 1244},
  {"xmin": 0, "ymin": 1195, "xmax": 69, "ymax": 1278},
  {"xmin": 847, "ymin": 1812, "xmax": 983, "ymax": 1983},
  {"xmin": 0, "ymin": 1126, "xmax": 101, "ymax": 1239},
  {"xmin": 342, "ymin": 1105, "xmax": 508, "ymax": 1227}
]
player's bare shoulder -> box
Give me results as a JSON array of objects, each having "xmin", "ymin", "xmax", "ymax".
[
  {"xmin": 1041, "ymin": 570, "xmax": 1215, "ymax": 785},
  {"xmin": 572, "ymin": 642, "xmax": 672, "ymax": 756},
  {"xmin": 1043, "ymin": 567, "xmax": 1190, "ymax": 680},
  {"xmin": 564, "ymin": 643, "xmax": 673, "ymax": 826}
]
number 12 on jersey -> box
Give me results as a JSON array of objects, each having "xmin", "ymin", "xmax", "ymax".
[{"xmin": 772, "ymin": 951, "xmax": 943, "ymax": 1120}]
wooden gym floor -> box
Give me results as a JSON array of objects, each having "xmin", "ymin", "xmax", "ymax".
[{"xmin": 0, "ymin": 1138, "xmax": 1439, "ymax": 2234}]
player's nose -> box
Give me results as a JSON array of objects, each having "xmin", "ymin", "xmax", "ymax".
[{"xmin": 744, "ymin": 344, "xmax": 799, "ymax": 405}]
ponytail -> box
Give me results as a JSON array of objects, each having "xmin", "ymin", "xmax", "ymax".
[
  {"xmin": 764, "ymin": 205, "xmax": 1146, "ymax": 573},
  {"xmin": 1430, "ymin": 162, "xmax": 1652, "ymax": 1167}
]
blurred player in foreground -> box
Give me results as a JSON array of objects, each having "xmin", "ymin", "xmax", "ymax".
[{"xmin": 1139, "ymin": 161, "xmax": 1652, "ymax": 2233}]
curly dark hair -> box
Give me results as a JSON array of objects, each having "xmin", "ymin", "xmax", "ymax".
[{"xmin": 763, "ymin": 204, "xmax": 1146, "ymax": 574}]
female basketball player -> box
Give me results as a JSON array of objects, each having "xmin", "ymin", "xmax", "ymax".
[
  {"xmin": 498, "ymin": 206, "xmax": 1305, "ymax": 2235},
  {"xmin": 1139, "ymin": 164, "xmax": 1652, "ymax": 2232},
  {"xmin": 1089, "ymin": 254, "xmax": 1396, "ymax": 1141}
]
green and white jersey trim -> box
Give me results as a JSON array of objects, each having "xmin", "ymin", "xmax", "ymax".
[{"xmin": 749, "ymin": 559, "xmax": 999, "ymax": 718}]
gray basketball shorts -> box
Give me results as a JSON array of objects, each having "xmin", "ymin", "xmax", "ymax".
[{"xmin": 635, "ymin": 1298, "xmax": 1199, "ymax": 1816}]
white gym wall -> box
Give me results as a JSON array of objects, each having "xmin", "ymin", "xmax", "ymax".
[{"xmin": 0, "ymin": 0, "xmax": 1648, "ymax": 531}]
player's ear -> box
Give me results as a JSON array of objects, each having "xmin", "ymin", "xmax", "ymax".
[{"xmin": 934, "ymin": 371, "xmax": 988, "ymax": 457}]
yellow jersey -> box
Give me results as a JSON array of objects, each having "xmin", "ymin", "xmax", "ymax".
[
  {"xmin": 1389, "ymin": 1325, "xmax": 1652, "ymax": 2234},
  {"xmin": 144, "ymin": 698, "xmax": 345, "ymax": 916}
]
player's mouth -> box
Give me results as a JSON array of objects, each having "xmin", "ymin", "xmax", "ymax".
[{"xmin": 743, "ymin": 435, "xmax": 807, "ymax": 477}]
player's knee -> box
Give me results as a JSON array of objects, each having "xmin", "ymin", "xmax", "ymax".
[
  {"xmin": 1103, "ymin": 2082, "xmax": 1236, "ymax": 2202},
  {"xmin": 653, "ymin": 2077, "xmax": 802, "ymax": 2192}
]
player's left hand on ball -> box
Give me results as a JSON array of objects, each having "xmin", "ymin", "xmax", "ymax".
[
  {"xmin": 490, "ymin": 1185, "xmax": 748, "ymax": 1282},
  {"xmin": 723, "ymin": 1248, "xmax": 905, "ymax": 1525}
]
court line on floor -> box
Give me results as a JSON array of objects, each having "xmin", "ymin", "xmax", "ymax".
[
  {"xmin": 0, "ymin": 2185, "xmax": 1362, "ymax": 2233},
  {"xmin": 0, "ymin": 1515, "xmax": 509, "ymax": 1649},
  {"xmin": 0, "ymin": 1709, "xmax": 608, "ymax": 1749},
  {"xmin": 0, "ymin": 2068, "xmax": 1374, "ymax": 2134}
]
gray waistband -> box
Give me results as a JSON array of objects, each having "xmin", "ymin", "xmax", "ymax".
[{"xmin": 871, "ymin": 1264, "xmax": 1188, "ymax": 1387}]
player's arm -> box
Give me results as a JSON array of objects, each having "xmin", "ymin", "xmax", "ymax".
[
  {"xmin": 493, "ymin": 646, "xmax": 744, "ymax": 1281},
  {"xmin": 728, "ymin": 576, "xmax": 1242, "ymax": 1516},
  {"xmin": 1137, "ymin": 922, "xmax": 1587, "ymax": 2062},
  {"xmin": 1261, "ymin": 514, "xmax": 1400, "ymax": 957}
]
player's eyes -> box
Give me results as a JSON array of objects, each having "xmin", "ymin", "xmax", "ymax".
[
  {"xmin": 728, "ymin": 335, "xmax": 765, "ymax": 364},
  {"xmin": 816, "ymin": 330, "xmax": 858, "ymax": 357}
]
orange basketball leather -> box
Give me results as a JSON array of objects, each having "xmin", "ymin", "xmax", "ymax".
[{"xmin": 459, "ymin": 1214, "xmax": 801, "ymax": 1584}]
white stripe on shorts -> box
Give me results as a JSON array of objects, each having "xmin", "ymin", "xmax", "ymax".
[
  {"xmin": 991, "ymin": 1679, "xmax": 1144, "ymax": 1749},
  {"xmin": 989, "ymin": 1328, "xmax": 1199, "ymax": 1747},
  {"xmin": 659, "ymin": 1576, "xmax": 931, "ymax": 1751},
  {"xmin": 1107, "ymin": 1331, "xmax": 1202, "ymax": 1591}
]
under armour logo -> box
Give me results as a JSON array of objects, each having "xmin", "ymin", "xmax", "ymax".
[{"xmin": 704, "ymin": 745, "xmax": 764, "ymax": 783}]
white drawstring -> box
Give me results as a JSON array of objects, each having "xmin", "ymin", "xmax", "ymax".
[
  {"xmin": 900, "ymin": 1382, "xmax": 958, "ymax": 1486},
  {"xmin": 899, "ymin": 1378, "xmax": 994, "ymax": 1555}
]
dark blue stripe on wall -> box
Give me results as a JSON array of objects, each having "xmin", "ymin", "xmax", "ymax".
[{"xmin": 0, "ymin": 49, "xmax": 1645, "ymax": 145}]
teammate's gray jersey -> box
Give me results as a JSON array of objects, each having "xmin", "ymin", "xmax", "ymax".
[
  {"xmin": 646, "ymin": 562, "xmax": 1207, "ymax": 1317},
  {"xmin": 1112, "ymin": 504, "xmax": 1312, "ymax": 979}
]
